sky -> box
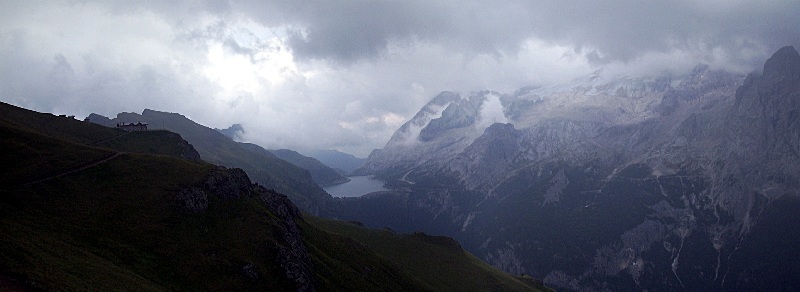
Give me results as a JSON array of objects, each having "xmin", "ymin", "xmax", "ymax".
[{"xmin": 1, "ymin": 1, "xmax": 798, "ymax": 157}]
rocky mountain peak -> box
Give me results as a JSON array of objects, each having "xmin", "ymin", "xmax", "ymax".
[
  {"xmin": 385, "ymin": 91, "xmax": 460, "ymax": 146},
  {"xmin": 85, "ymin": 113, "xmax": 113, "ymax": 126},
  {"xmin": 428, "ymin": 91, "xmax": 461, "ymax": 107},
  {"xmin": 217, "ymin": 124, "xmax": 245, "ymax": 140},
  {"xmin": 142, "ymin": 108, "xmax": 187, "ymax": 118},
  {"xmin": 735, "ymin": 46, "xmax": 800, "ymax": 108},
  {"xmin": 763, "ymin": 46, "xmax": 800, "ymax": 81}
]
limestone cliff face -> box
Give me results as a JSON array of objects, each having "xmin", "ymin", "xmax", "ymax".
[
  {"xmin": 342, "ymin": 47, "xmax": 800, "ymax": 290},
  {"xmin": 723, "ymin": 46, "xmax": 800, "ymax": 203},
  {"xmin": 356, "ymin": 91, "xmax": 489, "ymax": 178}
]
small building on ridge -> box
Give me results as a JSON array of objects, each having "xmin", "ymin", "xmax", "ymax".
[{"xmin": 117, "ymin": 122, "xmax": 148, "ymax": 131}]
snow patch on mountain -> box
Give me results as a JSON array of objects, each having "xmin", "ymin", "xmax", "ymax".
[
  {"xmin": 395, "ymin": 102, "xmax": 450, "ymax": 145},
  {"xmin": 386, "ymin": 91, "xmax": 460, "ymax": 146}
]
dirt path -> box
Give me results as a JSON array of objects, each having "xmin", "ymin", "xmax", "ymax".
[
  {"xmin": 89, "ymin": 131, "xmax": 131, "ymax": 145},
  {"xmin": 23, "ymin": 152, "xmax": 123, "ymax": 186}
]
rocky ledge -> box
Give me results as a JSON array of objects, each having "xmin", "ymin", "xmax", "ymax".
[{"xmin": 175, "ymin": 166, "xmax": 316, "ymax": 291}]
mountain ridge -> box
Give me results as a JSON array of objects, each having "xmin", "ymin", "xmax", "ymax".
[
  {"xmin": 267, "ymin": 148, "xmax": 350, "ymax": 187},
  {"xmin": 214, "ymin": 124, "xmax": 353, "ymax": 185}
]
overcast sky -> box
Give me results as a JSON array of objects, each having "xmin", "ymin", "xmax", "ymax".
[{"xmin": 1, "ymin": 1, "xmax": 798, "ymax": 157}]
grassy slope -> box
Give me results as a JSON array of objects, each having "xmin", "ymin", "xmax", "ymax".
[
  {"xmin": 0, "ymin": 154, "xmax": 212, "ymax": 290},
  {"xmin": 0, "ymin": 102, "xmax": 198, "ymax": 163},
  {"xmin": 0, "ymin": 129, "xmax": 423, "ymax": 290},
  {"xmin": 306, "ymin": 216, "xmax": 550, "ymax": 292},
  {"xmin": 0, "ymin": 103, "xmax": 288, "ymax": 289},
  {"xmin": 0, "ymin": 119, "xmax": 301, "ymax": 290},
  {"xmin": 92, "ymin": 130, "xmax": 199, "ymax": 160},
  {"xmin": 0, "ymin": 103, "xmax": 120, "ymax": 145},
  {"xmin": 0, "ymin": 122, "xmax": 112, "ymax": 188},
  {"xmin": 303, "ymin": 220, "xmax": 433, "ymax": 291},
  {"xmin": 0, "ymin": 157, "xmax": 317, "ymax": 290},
  {"xmin": 0, "ymin": 101, "xmax": 325, "ymax": 214}
]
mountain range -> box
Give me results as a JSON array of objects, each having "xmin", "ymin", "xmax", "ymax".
[
  {"xmin": 338, "ymin": 46, "xmax": 800, "ymax": 290},
  {"xmin": 266, "ymin": 149, "xmax": 350, "ymax": 187},
  {"xmin": 303, "ymin": 149, "xmax": 366, "ymax": 175},
  {"xmin": 0, "ymin": 101, "xmax": 547, "ymax": 291},
  {"xmin": 213, "ymin": 124, "xmax": 352, "ymax": 186}
]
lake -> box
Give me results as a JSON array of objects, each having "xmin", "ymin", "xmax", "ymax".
[{"xmin": 323, "ymin": 176, "xmax": 389, "ymax": 198}]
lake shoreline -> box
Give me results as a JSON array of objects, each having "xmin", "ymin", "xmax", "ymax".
[{"xmin": 323, "ymin": 175, "xmax": 389, "ymax": 198}]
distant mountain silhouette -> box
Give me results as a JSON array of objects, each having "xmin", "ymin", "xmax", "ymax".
[
  {"xmin": 267, "ymin": 148, "xmax": 350, "ymax": 187},
  {"xmin": 88, "ymin": 109, "xmax": 334, "ymax": 215},
  {"xmin": 305, "ymin": 149, "xmax": 365, "ymax": 175},
  {"xmin": 213, "ymin": 124, "xmax": 350, "ymax": 186}
]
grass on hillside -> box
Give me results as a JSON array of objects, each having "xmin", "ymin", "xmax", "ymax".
[
  {"xmin": 92, "ymin": 130, "xmax": 195, "ymax": 159},
  {"xmin": 0, "ymin": 151, "xmax": 300, "ymax": 290},
  {"xmin": 305, "ymin": 216, "xmax": 550, "ymax": 292},
  {"xmin": 0, "ymin": 116, "xmax": 293, "ymax": 289},
  {"xmin": 0, "ymin": 102, "xmax": 121, "ymax": 145},
  {"xmin": 301, "ymin": 219, "xmax": 433, "ymax": 291},
  {"xmin": 0, "ymin": 122, "xmax": 113, "ymax": 189},
  {"xmin": 0, "ymin": 146, "xmax": 472, "ymax": 290}
]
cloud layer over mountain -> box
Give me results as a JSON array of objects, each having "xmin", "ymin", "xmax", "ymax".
[{"xmin": 1, "ymin": 0, "xmax": 797, "ymax": 156}]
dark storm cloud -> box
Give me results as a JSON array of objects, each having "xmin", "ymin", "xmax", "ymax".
[
  {"xmin": 258, "ymin": 1, "xmax": 533, "ymax": 63},
  {"xmin": 521, "ymin": 1, "xmax": 800, "ymax": 66},
  {"xmin": 280, "ymin": 2, "xmax": 436, "ymax": 62},
  {"xmin": 242, "ymin": 0, "xmax": 799, "ymax": 67}
]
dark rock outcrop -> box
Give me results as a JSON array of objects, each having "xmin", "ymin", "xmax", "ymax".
[
  {"xmin": 175, "ymin": 187, "xmax": 208, "ymax": 212},
  {"xmin": 255, "ymin": 185, "xmax": 315, "ymax": 292},
  {"xmin": 174, "ymin": 167, "xmax": 316, "ymax": 291},
  {"xmin": 763, "ymin": 46, "xmax": 800, "ymax": 81},
  {"xmin": 85, "ymin": 113, "xmax": 114, "ymax": 127},
  {"xmin": 173, "ymin": 134, "xmax": 203, "ymax": 162},
  {"xmin": 203, "ymin": 167, "xmax": 252, "ymax": 200}
]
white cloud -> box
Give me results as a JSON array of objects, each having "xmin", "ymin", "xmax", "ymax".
[{"xmin": 476, "ymin": 93, "xmax": 509, "ymax": 130}]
